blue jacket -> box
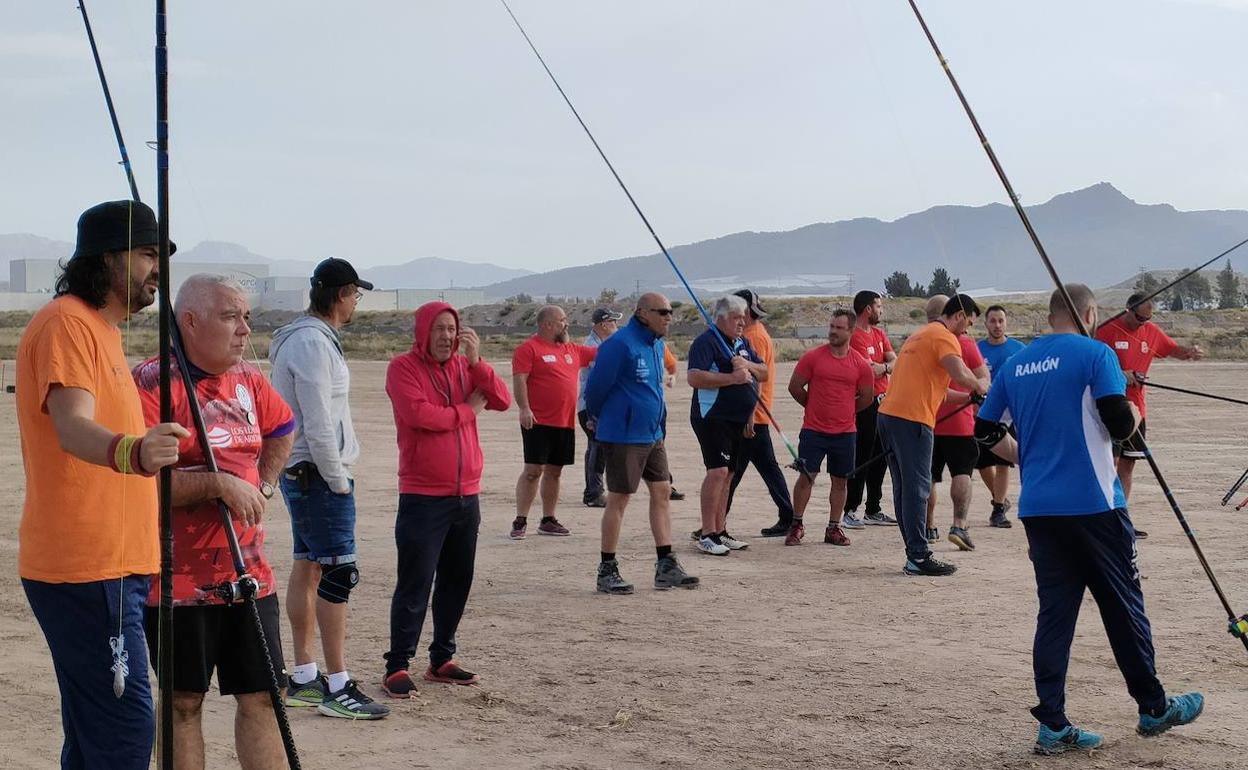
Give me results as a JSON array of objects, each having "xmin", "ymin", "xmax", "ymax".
[{"xmin": 583, "ymin": 317, "xmax": 667, "ymax": 444}]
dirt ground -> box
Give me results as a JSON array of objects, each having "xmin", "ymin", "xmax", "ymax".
[{"xmin": 2, "ymin": 359, "xmax": 1246, "ymax": 770}]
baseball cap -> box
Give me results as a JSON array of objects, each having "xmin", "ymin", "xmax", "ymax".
[
  {"xmin": 591, "ymin": 308, "xmax": 623, "ymax": 324},
  {"xmin": 311, "ymin": 257, "xmax": 373, "ymax": 290},
  {"xmin": 733, "ymin": 288, "xmax": 768, "ymax": 319},
  {"xmin": 71, "ymin": 200, "xmax": 177, "ymax": 260}
]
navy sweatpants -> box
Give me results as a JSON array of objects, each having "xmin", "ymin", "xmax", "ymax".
[
  {"xmin": 1023, "ymin": 509, "xmax": 1167, "ymax": 729},
  {"xmin": 726, "ymin": 424, "xmax": 795, "ymax": 523},
  {"xmin": 384, "ymin": 494, "xmax": 480, "ymax": 675}
]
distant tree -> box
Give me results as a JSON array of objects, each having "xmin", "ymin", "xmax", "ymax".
[
  {"xmin": 927, "ymin": 267, "xmax": 961, "ymax": 297},
  {"xmin": 1217, "ymin": 261, "xmax": 1241, "ymax": 309},
  {"xmin": 508, "ymin": 292, "xmax": 533, "ymax": 304},
  {"xmin": 884, "ymin": 271, "xmax": 923, "ymax": 298},
  {"xmin": 1133, "ymin": 270, "xmax": 1161, "ymax": 295},
  {"xmin": 597, "ymin": 288, "xmax": 618, "ymax": 304},
  {"xmin": 1166, "ymin": 268, "xmax": 1213, "ymax": 311}
]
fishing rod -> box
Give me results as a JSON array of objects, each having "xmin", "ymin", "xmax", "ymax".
[
  {"xmin": 837, "ymin": 393, "xmax": 980, "ymax": 478},
  {"xmin": 79, "ymin": 3, "xmax": 301, "ymax": 765},
  {"xmin": 1144, "ymin": 380, "xmax": 1248, "ymax": 408},
  {"xmin": 497, "ymin": 0, "xmax": 812, "ymax": 478},
  {"xmin": 906, "ymin": 0, "xmax": 1248, "ymax": 651},
  {"xmin": 1222, "ymin": 466, "xmax": 1248, "ymax": 506},
  {"xmin": 1101, "ymin": 235, "xmax": 1248, "ymax": 329}
]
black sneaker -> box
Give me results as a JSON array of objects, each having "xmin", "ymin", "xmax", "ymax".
[
  {"xmin": 669, "ymin": 488, "xmax": 686, "ymax": 501},
  {"xmin": 317, "ymin": 679, "xmax": 390, "ymax": 720},
  {"xmin": 596, "ymin": 559, "xmax": 634, "ymax": 595},
  {"xmin": 948, "ymin": 526, "xmax": 975, "ymax": 551},
  {"xmin": 1136, "ymin": 529, "xmax": 1149, "ymax": 540},
  {"xmin": 689, "ymin": 528, "xmax": 703, "ymax": 541},
  {"xmin": 760, "ymin": 520, "xmax": 791, "ymax": 537},
  {"xmin": 654, "ymin": 555, "xmax": 699, "ymax": 590},
  {"xmin": 989, "ymin": 510, "xmax": 1013, "ymax": 528},
  {"xmin": 864, "ymin": 511, "xmax": 897, "ymax": 526},
  {"xmin": 903, "ymin": 556, "xmax": 958, "ymax": 577},
  {"xmin": 583, "ymin": 496, "xmax": 607, "ymax": 508},
  {"xmin": 286, "ymin": 673, "xmax": 328, "ymax": 707},
  {"xmin": 925, "ymin": 527, "xmax": 940, "ymax": 543}
]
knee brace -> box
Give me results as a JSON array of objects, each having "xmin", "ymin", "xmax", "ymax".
[{"xmin": 317, "ymin": 562, "xmax": 359, "ymax": 604}]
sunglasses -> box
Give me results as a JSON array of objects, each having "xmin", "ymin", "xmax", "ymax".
[{"xmin": 646, "ymin": 308, "xmax": 674, "ymax": 316}]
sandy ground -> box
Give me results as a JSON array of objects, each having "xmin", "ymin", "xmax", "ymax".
[{"xmin": 2, "ymin": 358, "xmax": 1246, "ymax": 770}]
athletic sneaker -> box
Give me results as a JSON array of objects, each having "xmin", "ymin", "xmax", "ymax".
[
  {"xmin": 1136, "ymin": 529, "xmax": 1150, "ymax": 540},
  {"xmin": 760, "ymin": 520, "xmax": 791, "ymax": 537},
  {"xmin": 841, "ymin": 512, "xmax": 865, "ymax": 530},
  {"xmin": 697, "ymin": 536, "xmax": 730, "ymax": 556},
  {"xmin": 669, "ymin": 487, "xmax": 686, "ymax": 501},
  {"xmin": 1033, "ymin": 724, "xmax": 1103, "ymax": 755},
  {"xmin": 948, "ymin": 526, "xmax": 975, "ymax": 551},
  {"xmin": 538, "ymin": 518, "xmax": 570, "ymax": 536},
  {"xmin": 285, "ymin": 673, "xmax": 327, "ymax": 707},
  {"xmin": 784, "ymin": 521, "xmax": 805, "ymax": 546},
  {"xmin": 864, "ymin": 511, "xmax": 897, "ymax": 526},
  {"xmin": 654, "ymin": 554, "xmax": 699, "ymax": 590},
  {"xmin": 719, "ymin": 532, "xmax": 749, "ymax": 551},
  {"xmin": 381, "ymin": 670, "xmax": 417, "ymax": 699},
  {"xmin": 903, "ymin": 556, "xmax": 957, "ymax": 576},
  {"xmin": 509, "ymin": 518, "xmax": 527, "ymax": 540},
  {"xmin": 926, "ymin": 527, "xmax": 940, "ymax": 543},
  {"xmin": 989, "ymin": 510, "xmax": 1013, "ymax": 528},
  {"xmin": 424, "ymin": 660, "xmax": 481, "ymax": 686},
  {"xmin": 690, "ymin": 528, "xmax": 703, "ymax": 541},
  {"xmin": 584, "ymin": 496, "xmax": 607, "ymax": 508},
  {"xmin": 824, "ymin": 524, "xmax": 850, "ymax": 546},
  {"xmin": 318, "ymin": 680, "xmax": 390, "ymax": 720},
  {"xmin": 597, "ymin": 559, "xmax": 634, "ymax": 595},
  {"xmin": 1137, "ymin": 692, "xmax": 1204, "ymax": 736}
]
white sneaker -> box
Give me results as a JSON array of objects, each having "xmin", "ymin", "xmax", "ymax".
[
  {"xmin": 696, "ymin": 536, "xmax": 730, "ymax": 556},
  {"xmin": 842, "ymin": 512, "xmax": 865, "ymax": 530},
  {"xmin": 719, "ymin": 532, "xmax": 749, "ymax": 550}
]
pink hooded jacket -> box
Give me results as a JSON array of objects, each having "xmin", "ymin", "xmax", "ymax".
[{"xmin": 385, "ymin": 302, "xmax": 511, "ymax": 496}]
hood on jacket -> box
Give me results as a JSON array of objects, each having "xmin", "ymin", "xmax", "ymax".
[
  {"xmin": 413, "ymin": 301, "xmax": 461, "ymax": 364},
  {"xmin": 270, "ymin": 314, "xmax": 341, "ymax": 361}
]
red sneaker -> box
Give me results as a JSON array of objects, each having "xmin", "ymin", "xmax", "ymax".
[
  {"xmin": 537, "ymin": 518, "xmax": 570, "ymax": 536},
  {"xmin": 784, "ymin": 521, "xmax": 805, "ymax": 546},
  {"xmin": 824, "ymin": 524, "xmax": 851, "ymax": 546},
  {"xmin": 423, "ymin": 660, "xmax": 480, "ymax": 686},
  {"xmin": 382, "ymin": 669, "xmax": 418, "ymax": 699}
]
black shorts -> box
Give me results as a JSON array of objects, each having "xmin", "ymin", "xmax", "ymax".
[
  {"xmin": 144, "ymin": 594, "xmax": 285, "ymax": 695},
  {"xmin": 931, "ymin": 435, "xmax": 979, "ymax": 482},
  {"xmin": 521, "ymin": 424, "xmax": 575, "ymax": 466},
  {"xmin": 1114, "ymin": 419, "xmax": 1147, "ymax": 460},
  {"xmin": 798, "ymin": 429, "xmax": 857, "ymax": 477},
  {"xmin": 975, "ymin": 424, "xmax": 1017, "ymax": 469},
  {"xmin": 602, "ymin": 441, "xmax": 670, "ymax": 494},
  {"xmin": 691, "ymin": 414, "xmax": 746, "ymax": 470}
]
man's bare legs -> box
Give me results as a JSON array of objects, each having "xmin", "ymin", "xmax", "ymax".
[
  {"xmin": 288, "ymin": 560, "xmax": 347, "ymax": 679},
  {"xmin": 235, "ymin": 692, "xmax": 284, "ymax": 770},
  {"xmin": 699, "ymin": 467, "xmax": 732, "ymax": 535}
]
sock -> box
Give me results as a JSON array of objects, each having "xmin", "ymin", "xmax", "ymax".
[
  {"xmin": 707, "ymin": 532, "xmax": 724, "ymax": 544},
  {"xmin": 513, "ymin": 515, "xmax": 527, "ymax": 523},
  {"xmin": 656, "ymin": 544, "xmax": 672, "ymax": 559},
  {"xmin": 540, "ymin": 516, "xmax": 555, "ymax": 524},
  {"xmin": 327, "ymin": 671, "xmax": 350, "ymax": 693},
  {"xmin": 601, "ymin": 552, "xmax": 615, "ymax": 563},
  {"xmin": 290, "ymin": 662, "xmax": 318, "ymax": 685}
]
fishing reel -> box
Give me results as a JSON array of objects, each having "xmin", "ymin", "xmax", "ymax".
[
  {"xmin": 202, "ymin": 575, "xmax": 259, "ymax": 605},
  {"xmin": 1231, "ymin": 614, "xmax": 1248, "ymax": 640}
]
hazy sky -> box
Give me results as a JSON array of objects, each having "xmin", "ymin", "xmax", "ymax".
[{"xmin": 3, "ymin": 1, "xmax": 1246, "ymax": 271}]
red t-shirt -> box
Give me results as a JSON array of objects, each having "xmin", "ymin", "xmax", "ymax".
[
  {"xmin": 793, "ymin": 345, "xmax": 873, "ymax": 434},
  {"xmin": 134, "ymin": 359, "xmax": 294, "ymax": 606},
  {"xmin": 512, "ymin": 336, "xmax": 597, "ymax": 429},
  {"xmin": 934, "ymin": 334, "xmax": 984, "ymax": 437},
  {"xmin": 849, "ymin": 325, "xmax": 893, "ymax": 396},
  {"xmin": 1095, "ymin": 318, "xmax": 1178, "ymax": 418}
]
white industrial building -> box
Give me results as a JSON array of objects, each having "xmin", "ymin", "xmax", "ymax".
[{"xmin": 1, "ymin": 259, "xmax": 485, "ymax": 312}]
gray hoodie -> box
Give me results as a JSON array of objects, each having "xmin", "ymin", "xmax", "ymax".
[{"xmin": 269, "ymin": 314, "xmax": 360, "ymax": 493}]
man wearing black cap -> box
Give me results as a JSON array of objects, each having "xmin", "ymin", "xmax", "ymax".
[
  {"xmin": 269, "ymin": 258, "xmax": 389, "ymax": 719},
  {"xmin": 17, "ymin": 200, "xmax": 189, "ymax": 767},
  {"xmin": 578, "ymin": 308, "xmax": 624, "ymax": 507}
]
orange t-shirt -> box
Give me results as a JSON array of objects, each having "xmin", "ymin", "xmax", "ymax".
[
  {"xmin": 744, "ymin": 322, "xmax": 775, "ymax": 425},
  {"xmin": 16, "ymin": 295, "xmax": 159, "ymax": 583},
  {"xmin": 663, "ymin": 345, "xmax": 677, "ymax": 375},
  {"xmin": 878, "ymin": 321, "xmax": 962, "ymax": 428}
]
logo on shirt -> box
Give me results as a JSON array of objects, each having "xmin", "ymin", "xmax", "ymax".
[
  {"xmin": 634, "ymin": 356, "xmax": 651, "ymax": 382},
  {"xmin": 234, "ymin": 383, "xmax": 253, "ymax": 412},
  {"xmin": 1015, "ymin": 356, "xmax": 1060, "ymax": 377},
  {"xmin": 541, "ymin": 354, "xmax": 558, "ymax": 363},
  {"xmin": 1141, "ymin": 341, "xmax": 1149, "ymax": 354},
  {"xmin": 564, "ymin": 353, "xmax": 574, "ymax": 364},
  {"xmin": 867, "ymin": 346, "xmax": 875, "ymax": 355},
  {"xmin": 1114, "ymin": 341, "xmax": 1129, "ymax": 350},
  {"xmin": 206, "ymin": 426, "xmax": 232, "ymax": 448}
]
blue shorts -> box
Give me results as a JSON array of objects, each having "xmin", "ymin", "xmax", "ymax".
[
  {"xmin": 798, "ymin": 429, "xmax": 857, "ymax": 477},
  {"xmin": 23, "ymin": 575, "xmax": 154, "ymax": 769},
  {"xmin": 280, "ymin": 469, "xmax": 357, "ymax": 565}
]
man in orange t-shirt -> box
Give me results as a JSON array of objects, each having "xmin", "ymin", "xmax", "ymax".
[
  {"xmin": 511, "ymin": 304, "xmax": 596, "ymax": 538},
  {"xmin": 17, "ymin": 201, "xmax": 187, "ymax": 768},
  {"xmin": 722, "ymin": 290, "xmax": 796, "ymax": 538},
  {"xmin": 877, "ymin": 294, "xmax": 988, "ymax": 578}
]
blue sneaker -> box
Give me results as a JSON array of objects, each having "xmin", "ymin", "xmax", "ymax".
[
  {"xmin": 1137, "ymin": 692, "xmax": 1204, "ymax": 736},
  {"xmin": 1033, "ymin": 724, "xmax": 1103, "ymax": 755}
]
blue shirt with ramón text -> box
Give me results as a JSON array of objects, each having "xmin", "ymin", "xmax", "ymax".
[{"xmin": 978, "ymin": 334, "xmax": 1127, "ymax": 517}]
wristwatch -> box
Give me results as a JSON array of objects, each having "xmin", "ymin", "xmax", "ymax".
[{"xmin": 260, "ymin": 481, "xmax": 275, "ymax": 499}]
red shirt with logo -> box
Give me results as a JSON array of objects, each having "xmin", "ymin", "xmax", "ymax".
[
  {"xmin": 793, "ymin": 346, "xmax": 873, "ymax": 434},
  {"xmin": 512, "ymin": 336, "xmax": 597, "ymax": 429},
  {"xmin": 133, "ymin": 358, "xmax": 294, "ymax": 606},
  {"xmin": 849, "ymin": 325, "xmax": 893, "ymax": 396},
  {"xmin": 934, "ymin": 334, "xmax": 984, "ymax": 437},
  {"xmin": 1095, "ymin": 318, "xmax": 1178, "ymax": 418}
]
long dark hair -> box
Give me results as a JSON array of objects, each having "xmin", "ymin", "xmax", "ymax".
[{"xmin": 54, "ymin": 254, "xmax": 113, "ymax": 308}]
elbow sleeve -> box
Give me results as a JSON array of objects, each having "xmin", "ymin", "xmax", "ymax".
[
  {"xmin": 1095, "ymin": 395, "xmax": 1137, "ymax": 441},
  {"xmin": 973, "ymin": 417, "xmax": 1007, "ymax": 449}
]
